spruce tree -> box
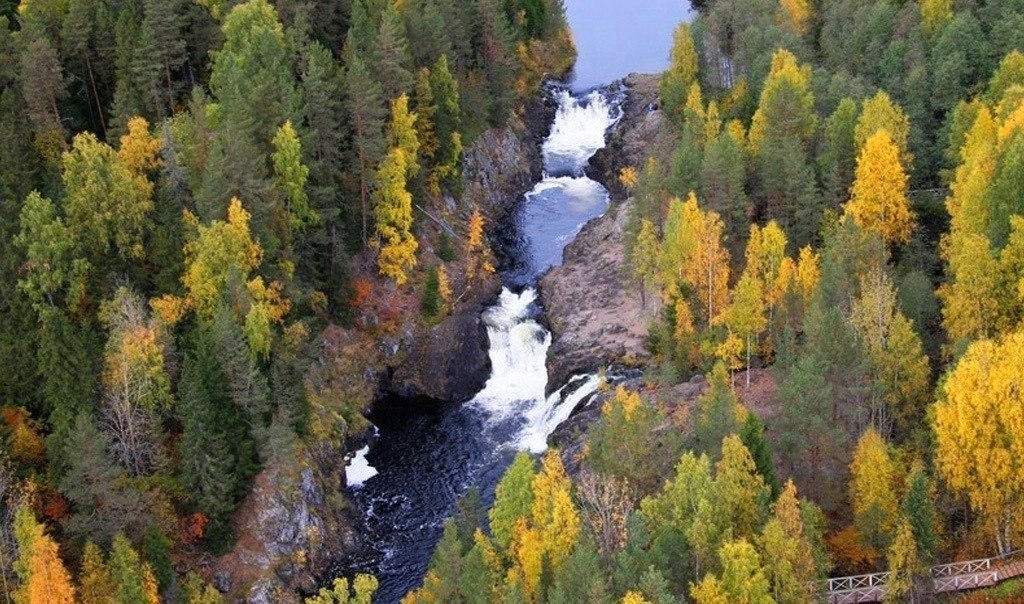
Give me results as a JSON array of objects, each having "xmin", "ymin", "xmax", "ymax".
[
  {"xmin": 58, "ymin": 413, "xmax": 150, "ymax": 546},
  {"xmin": 176, "ymin": 328, "xmax": 246, "ymax": 550},
  {"xmin": 376, "ymin": 1, "xmax": 415, "ymax": 100},
  {"xmin": 429, "ymin": 55, "xmax": 464, "ymax": 190}
]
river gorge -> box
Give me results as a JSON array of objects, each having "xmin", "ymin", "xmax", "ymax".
[{"xmin": 342, "ymin": 87, "xmax": 622, "ymax": 602}]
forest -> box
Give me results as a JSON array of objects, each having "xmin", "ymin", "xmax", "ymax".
[
  {"xmin": 4, "ymin": 0, "xmax": 1024, "ymax": 598},
  {"xmin": 0, "ymin": 0, "xmax": 574, "ymax": 600},
  {"xmin": 402, "ymin": 0, "xmax": 1024, "ymax": 602}
]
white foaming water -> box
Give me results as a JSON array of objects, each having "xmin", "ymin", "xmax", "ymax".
[
  {"xmin": 542, "ymin": 89, "xmax": 622, "ymax": 175},
  {"xmin": 346, "ymin": 445, "xmax": 378, "ymax": 487},
  {"xmin": 473, "ymin": 288, "xmax": 551, "ymax": 412},
  {"xmin": 470, "ymin": 288, "xmax": 603, "ymax": 453}
]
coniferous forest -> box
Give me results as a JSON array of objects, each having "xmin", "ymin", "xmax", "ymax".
[{"xmin": 3, "ymin": 0, "xmax": 1024, "ymax": 600}]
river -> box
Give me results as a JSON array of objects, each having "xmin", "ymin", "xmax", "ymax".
[
  {"xmin": 341, "ymin": 7, "xmax": 694, "ymax": 600},
  {"xmin": 564, "ymin": 0, "xmax": 695, "ymax": 91}
]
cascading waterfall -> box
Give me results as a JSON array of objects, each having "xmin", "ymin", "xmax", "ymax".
[
  {"xmin": 469, "ymin": 288, "xmax": 604, "ymax": 454},
  {"xmin": 341, "ymin": 86, "xmax": 622, "ymax": 602}
]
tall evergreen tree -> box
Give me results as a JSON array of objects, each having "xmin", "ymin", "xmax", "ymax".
[{"xmin": 58, "ymin": 413, "xmax": 150, "ymax": 546}]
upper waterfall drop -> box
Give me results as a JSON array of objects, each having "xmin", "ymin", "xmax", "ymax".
[{"xmin": 542, "ymin": 89, "xmax": 623, "ymax": 177}]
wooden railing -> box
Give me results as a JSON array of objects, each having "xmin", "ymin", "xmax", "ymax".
[{"xmin": 822, "ymin": 549, "xmax": 1024, "ymax": 603}]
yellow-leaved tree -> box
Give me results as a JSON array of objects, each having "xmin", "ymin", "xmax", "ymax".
[
  {"xmin": 690, "ymin": 539, "xmax": 774, "ymax": 604},
  {"xmin": 844, "ymin": 130, "xmax": 915, "ymax": 247},
  {"xmin": 748, "ymin": 49, "xmax": 816, "ymax": 154},
  {"xmin": 758, "ymin": 480, "xmax": 821, "ymax": 602},
  {"xmin": 506, "ymin": 450, "xmax": 580, "ymax": 601},
  {"xmin": 920, "ymin": 0, "xmax": 953, "ymax": 35},
  {"xmin": 659, "ymin": 193, "xmax": 731, "ymax": 327},
  {"xmin": 778, "ymin": 0, "xmax": 813, "ymax": 36},
  {"xmin": 722, "ymin": 270, "xmax": 766, "ymax": 387},
  {"xmin": 14, "ymin": 507, "xmax": 76, "ymax": 604},
  {"xmin": 374, "ymin": 95, "xmax": 421, "ymax": 285},
  {"xmin": 466, "ymin": 208, "xmax": 495, "ymax": 280},
  {"xmin": 660, "ymin": 23, "xmax": 700, "ymax": 125},
  {"xmin": 934, "ymin": 330, "xmax": 1024, "ymax": 555},
  {"xmin": 849, "ymin": 428, "xmax": 900, "ymax": 553},
  {"xmin": 854, "ymin": 91, "xmax": 912, "ymax": 169}
]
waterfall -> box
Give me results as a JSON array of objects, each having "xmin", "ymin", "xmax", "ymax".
[
  {"xmin": 542, "ymin": 89, "xmax": 622, "ymax": 176},
  {"xmin": 469, "ymin": 288, "xmax": 605, "ymax": 454}
]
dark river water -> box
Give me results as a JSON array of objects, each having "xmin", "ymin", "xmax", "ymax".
[{"xmin": 564, "ymin": 0, "xmax": 695, "ymax": 91}]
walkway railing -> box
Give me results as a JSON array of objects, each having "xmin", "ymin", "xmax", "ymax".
[{"xmin": 822, "ymin": 548, "xmax": 1024, "ymax": 603}]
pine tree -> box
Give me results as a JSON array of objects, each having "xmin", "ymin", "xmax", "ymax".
[
  {"xmin": 345, "ymin": 45, "xmax": 387, "ymax": 245},
  {"xmin": 20, "ymin": 36, "xmax": 66, "ymax": 154},
  {"xmin": 844, "ymin": 130, "xmax": 915, "ymax": 247},
  {"xmin": 695, "ymin": 364, "xmax": 741, "ymax": 458},
  {"xmin": 61, "ymin": 0, "xmax": 106, "ymax": 136},
  {"xmin": 142, "ymin": 0, "xmax": 187, "ymax": 111}
]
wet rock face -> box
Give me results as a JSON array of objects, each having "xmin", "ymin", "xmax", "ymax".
[
  {"xmin": 539, "ymin": 197, "xmax": 655, "ymax": 394},
  {"xmin": 587, "ymin": 73, "xmax": 663, "ymax": 195},
  {"xmin": 383, "ymin": 277, "xmax": 502, "ymax": 403}
]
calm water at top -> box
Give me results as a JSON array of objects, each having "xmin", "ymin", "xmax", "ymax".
[{"xmin": 564, "ymin": 0, "xmax": 695, "ymax": 91}]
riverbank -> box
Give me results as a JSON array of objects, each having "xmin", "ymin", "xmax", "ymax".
[{"xmin": 539, "ymin": 73, "xmax": 664, "ymax": 392}]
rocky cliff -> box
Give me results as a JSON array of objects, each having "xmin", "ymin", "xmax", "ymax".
[{"xmin": 378, "ymin": 94, "xmax": 556, "ymax": 405}]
